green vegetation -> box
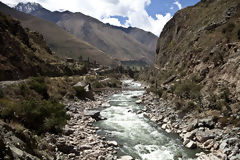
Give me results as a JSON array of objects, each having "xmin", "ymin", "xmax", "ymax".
[
  {"xmin": 29, "ymin": 77, "xmax": 49, "ymax": 99},
  {"xmin": 173, "ymin": 79, "xmax": 202, "ymax": 100},
  {"xmin": 0, "ymin": 98, "xmax": 69, "ymax": 134},
  {"xmin": 74, "ymin": 86, "xmax": 87, "ymax": 99},
  {"xmin": 92, "ymin": 80, "xmax": 104, "ymax": 88}
]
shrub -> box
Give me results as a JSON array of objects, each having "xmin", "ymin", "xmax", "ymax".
[
  {"xmin": 74, "ymin": 86, "xmax": 87, "ymax": 98},
  {"xmin": 0, "ymin": 98, "xmax": 18, "ymax": 120},
  {"xmin": 19, "ymin": 99, "xmax": 69, "ymax": 134},
  {"xmin": 92, "ymin": 80, "xmax": 104, "ymax": 89},
  {"xmin": 174, "ymin": 79, "xmax": 202, "ymax": 100},
  {"xmin": 20, "ymin": 84, "xmax": 31, "ymax": 97},
  {"xmin": 0, "ymin": 98, "xmax": 69, "ymax": 134},
  {"xmin": 29, "ymin": 77, "xmax": 49, "ymax": 99}
]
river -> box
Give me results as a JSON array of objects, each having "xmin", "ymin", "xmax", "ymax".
[{"xmin": 96, "ymin": 80, "xmax": 201, "ymax": 160}]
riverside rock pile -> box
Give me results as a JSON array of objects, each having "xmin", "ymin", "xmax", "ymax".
[
  {"xmin": 42, "ymin": 90, "xmax": 121, "ymax": 160},
  {"xmin": 139, "ymin": 93, "xmax": 240, "ymax": 160}
]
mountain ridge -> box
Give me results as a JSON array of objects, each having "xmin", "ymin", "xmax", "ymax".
[
  {"xmin": 0, "ymin": 2, "xmax": 116, "ymax": 66},
  {"xmin": 14, "ymin": 2, "xmax": 158, "ymax": 65}
]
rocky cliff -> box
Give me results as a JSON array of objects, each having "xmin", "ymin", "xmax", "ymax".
[{"xmin": 154, "ymin": 0, "xmax": 240, "ymax": 114}]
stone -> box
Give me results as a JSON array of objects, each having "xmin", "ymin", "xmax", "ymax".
[
  {"xmin": 202, "ymin": 139, "xmax": 215, "ymax": 149},
  {"xmin": 185, "ymin": 140, "xmax": 197, "ymax": 149},
  {"xmin": 187, "ymin": 119, "xmax": 198, "ymax": 132},
  {"xmin": 161, "ymin": 124, "xmax": 167, "ymax": 130},
  {"xmin": 107, "ymin": 141, "xmax": 118, "ymax": 147},
  {"xmin": 102, "ymin": 102, "xmax": 111, "ymax": 107},
  {"xmin": 117, "ymin": 155, "xmax": 134, "ymax": 160},
  {"xmin": 184, "ymin": 130, "xmax": 197, "ymax": 140},
  {"xmin": 79, "ymin": 145, "xmax": 92, "ymax": 151},
  {"xmin": 196, "ymin": 130, "xmax": 215, "ymax": 143},
  {"xmin": 135, "ymin": 100, "xmax": 142, "ymax": 104},
  {"xmin": 84, "ymin": 109, "xmax": 101, "ymax": 120},
  {"xmin": 199, "ymin": 117, "xmax": 215, "ymax": 129}
]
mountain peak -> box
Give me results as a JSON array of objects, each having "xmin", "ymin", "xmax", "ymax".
[{"xmin": 15, "ymin": 2, "xmax": 43, "ymax": 13}]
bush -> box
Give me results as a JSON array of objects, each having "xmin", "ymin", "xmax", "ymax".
[
  {"xmin": 174, "ymin": 79, "xmax": 202, "ymax": 100},
  {"xmin": 0, "ymin": 98, "xmax": 18, "ymax": 120},
  {"xmin": 19, "ymin": 99, "xmax": 69, "ymax": 134},
  {"xmin": 74, "ymin": 86, "xmax": 87, "ymax": 98},
  {"xmin": 29, "ymin": 77, "xmax": 49, "ymax": 99},
  {"xmin": 92, "ymin": 80, "xmax": 104, "ymax": 89},
  {"xmin": 0, "ymin": 98, "xmax": 69, "ymax": 134}
]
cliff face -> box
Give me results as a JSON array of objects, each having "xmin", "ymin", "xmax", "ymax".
[
  {"xmin": 154, "ymin": 0, "xmax": 240, "ymax": 113},
  {"xmin": 0, "ymin": 12, "xmax": 86, "ymax": 81}
]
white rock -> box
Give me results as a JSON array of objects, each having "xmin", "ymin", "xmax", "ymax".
[
  {"xmin": 135, "ymin": 100, "xmax": 142, "ymax": 104},
  {"xmin": 117, "ymin": 155, "xmax": 134, "ymax": 160}
]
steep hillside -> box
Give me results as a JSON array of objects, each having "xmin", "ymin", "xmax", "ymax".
[
  {"xmin": 152, "ymin": 0, "xmax": 240, "ymax": 117},
  {"xmin": 0, "ymin": 2, "xmax": 115, "ymax": 66},
  {"xmin": 15, "ymin": 2, "xmax": 157, "ymax": 64},
  {"xmin": 0, "ymin": 11, "xmax": 91, "ymax": 81}
]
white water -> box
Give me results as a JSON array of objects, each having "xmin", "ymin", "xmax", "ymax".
[{"xmin": 96, "ymin": 80, "xmax": 200, "ymax": 160}]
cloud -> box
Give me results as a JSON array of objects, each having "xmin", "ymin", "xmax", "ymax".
[
  {"xmin": 0, "ymin": 0, "xmax": 172, "ymax": 36},
  {"xmin": 102, "ymin": 17, "xmax": 122, "ymax": 27},
  {"xmin": 174, "ymin": 1, "xmax": 182, "ymax": 10}
]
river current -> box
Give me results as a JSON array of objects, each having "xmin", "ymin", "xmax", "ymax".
[{"xmin": 96, "ymin": 80, "xmax": 201, "ymax": 160}]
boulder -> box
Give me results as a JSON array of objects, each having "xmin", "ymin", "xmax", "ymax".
[
  {"xmin": 107, "ymin": 141, "xmax": 118, "ymax": 147},
  {"xmin": 84, "ymin": 109, "xmax": 101, "ymax": 120},
  {"xmin": 185, "ymin": 140, "xmax": 197, "ymax": 149},
  {"xmin": 135, "ymin": 100, "xmax": 142, "ymax": 104},
  {"xmin": 196, "ymin": 130, "xmax": 215, "ymax": 143},
  {"xmin": 117, "ymin": 155, "xmax": 134, "ymax": 160}
]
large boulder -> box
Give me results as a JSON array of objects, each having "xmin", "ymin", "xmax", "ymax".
[{"xmin": 84, "ymin": 109, "xmax": 102, "ymax": 121}]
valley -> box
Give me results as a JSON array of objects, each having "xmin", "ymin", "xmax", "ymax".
[{"xmin": 0, "ymin": 0, "xmax": 240, "ymax": 160}]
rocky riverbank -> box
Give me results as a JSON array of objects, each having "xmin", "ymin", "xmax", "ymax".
[
  {"xmin": 138, "ymin": 92, "xmax": 240, "ymax": 160},
  {"xmin": 42, "ymin": 90, "xmax": 124, "ymax": 160},
  {"xmin": 0, "ymin": 89, "xmax": 125, "ymax": 160}
]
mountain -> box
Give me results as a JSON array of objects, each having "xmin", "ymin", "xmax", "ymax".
[
  {"xmin": 151, "ymin": 0, "xmax": 240, "ymax": 115},
  {"xmin": 15, "ymin": 2, "xmax": 158, "ymax": 65},
  {"xmin": 0, "ymin": 11, "xmax": 86, "ymax": 80},
  {"xmin": 0, "ymin": 2, "xmax": 115, "ymax": 66}
]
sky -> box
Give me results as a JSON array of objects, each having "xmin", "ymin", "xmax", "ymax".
[{"xmin": 1, "ymin": 0, "xmax": 200, "ymax": 36}]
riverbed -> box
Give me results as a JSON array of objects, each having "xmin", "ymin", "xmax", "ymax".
[{"xmin": 96, "ymin": 80, "xmax": 201, "ymax": 160}]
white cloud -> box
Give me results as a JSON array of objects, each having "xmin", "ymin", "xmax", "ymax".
[
  {"xmin": 174, "ymin": 1, "xmax": 182, "ymax": 10},
  {"xmin": 0, "ymin": 0, "xmax": 172, "ymax": 36},
  {"xmin": 102, "ymin": 17, "xmax": 122, "ymax": 27}
]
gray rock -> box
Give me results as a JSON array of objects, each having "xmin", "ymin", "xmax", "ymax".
[
  {"xmin": 107, "ymin": 141, "xmax": 118, "ymax": 147},
  {"xmin": 117, "ymin": 155, "xmax": 134, "ymax": 160},
  {"xmin": 84, "ymin": 109, "xmax": 101, "ymax": 120},
  {"xmin": 185, "ymin": 140, "xmax": 197, "ymax": 149}
]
